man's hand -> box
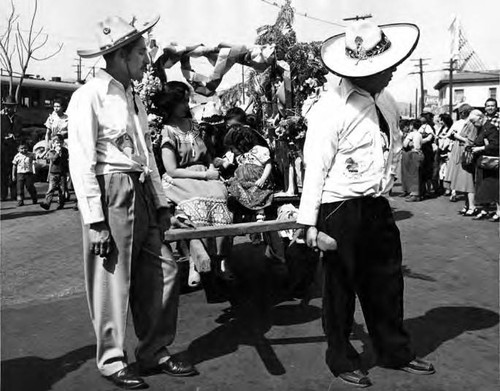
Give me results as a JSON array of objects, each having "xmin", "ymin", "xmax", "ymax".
[
  {"xmin": 170, "ymin": 215, "xmax": 196, "ymax": 229},
  {"xmin": 305, "ymin": 226, "xmax": 319, "ymax": 250},
  {"xmin": 89, "ymin": 221, "xmax": 113, "ymax": 257},
  {"xmin": 157, "ymin": 207, "xmax": 172, "ymax": 239}
]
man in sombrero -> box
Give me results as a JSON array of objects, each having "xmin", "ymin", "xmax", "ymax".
[
  {"xmin": 297, "ymin": 19, "xmax": 435, "ymax": 387},
  {"xmin": 67, "ymin": 15, "xmax": 197, "ymax": 389}
]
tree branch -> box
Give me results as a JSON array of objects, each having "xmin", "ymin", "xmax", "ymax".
[{"xmin": 32, "ymin": 43, "xmax": 63, "ymax": 61}]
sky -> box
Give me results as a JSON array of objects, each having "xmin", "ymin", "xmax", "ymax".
[{"xmin": 2, "ymin": 0, "xmax": 499, "ymax": 104}]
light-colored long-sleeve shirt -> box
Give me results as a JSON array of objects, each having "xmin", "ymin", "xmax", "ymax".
[
  {"xmin": 297, "ymin": 78, "xmax": 402, "ymax": 226},
  {"xmin": 67, "ymin": 69, "xmax": 169, "ymax": 225}
]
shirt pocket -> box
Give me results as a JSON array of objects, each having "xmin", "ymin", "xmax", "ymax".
[{"xmin": 99, "ymin": 94, "xmax": 129, "ymax": 140}]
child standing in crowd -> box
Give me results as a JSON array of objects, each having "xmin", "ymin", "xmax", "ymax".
[
  {"xmin": 224, "ymin": 124, "xmax": 274, "ymax": 221},
  {"xmin": 40, "ymin": 135, "xmax": 69, "ymax": 210},
  {"xmin": 12, "ymin": 143, "xmax": 37, "ymax": 206}
]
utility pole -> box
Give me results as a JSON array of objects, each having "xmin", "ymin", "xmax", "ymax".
[
  {"xmin": 73, "ymin": 57, "xmax": 82, "ymax": 83},
  {"xmin": 410, "ymin": 58, "xmax": 430, "ymax": 113},
  {"xmin": 444, "ymin": 59, "xmax": 457, "ymax": 116},
  {"xmin": 415, "ymin": 89, "xmax": 418, "ymax": 117}
]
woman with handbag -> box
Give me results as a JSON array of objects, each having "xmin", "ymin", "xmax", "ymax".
[
  {"xmin": 446, "ymin": 104, "xmax": 479, "ymax": 216},
  {"xmin": 469, "ymin": 110, "xmax": 500, "ymax": 222}
]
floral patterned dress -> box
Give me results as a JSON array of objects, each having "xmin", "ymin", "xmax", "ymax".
[
  {"xmin": 227, "ymin": 145, "xmax": 274, "ymax": 210},
  {"xmin": 161, "ymin": 121, "xmax": 232, "ymax": 226}
]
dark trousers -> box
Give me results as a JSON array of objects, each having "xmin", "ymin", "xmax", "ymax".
[
  {"xmin": 317, "ymin": 197, "xmax": 414, "ymax": 376},
  {"xmin": 44, "ymin": 173, "xmax": 66, "ymax": 206},
  {"xmin": 1, "ymin": 164, "xmax": 16, "ymax": 200},
  {"xmin": 16, "ymin": 173, "xmax": 37, "ymax": 202}
]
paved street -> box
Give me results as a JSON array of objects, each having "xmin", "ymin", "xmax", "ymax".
[{"xmin": 1, "ymin": 183, "xmax": 499, "ymax": 391}]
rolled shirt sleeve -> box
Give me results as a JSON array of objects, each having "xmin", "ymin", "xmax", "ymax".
[
  {"xmin": 146, "ymin": 135, "xmax": 171, "ymax": 209},
  {"xmin": 297, "ymin": 97, "xmax": 339, "ymax": 226},
  {"xmin": 67, "ymin": 89, "xmax": 105, "ymax": 225}
]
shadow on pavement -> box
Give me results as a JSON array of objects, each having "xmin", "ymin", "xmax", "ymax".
[
  {"xmin": 393, "ymin": 209, "xmax": 413, "ymax": 221},
  {"xmin": 405, "ymin": 306, "xmax": 499, "ymax": 358},
  {"xmin": 0, "ymin": 344, "xmax": 95, "ymax": 391},
  {"xmin": 402, "ymin": 265, "xmax": 437, "ymax": 282},
  {"xmin": 1, "ymin": 209, "xmax": 53, "ymax": 221},
  {"xmin": 185, "ymin": 303, "xmax": 322, "ymax": 376},
  {"xmin": 353, "ymin": 306, "xmax": 500, "ymax": 369}
]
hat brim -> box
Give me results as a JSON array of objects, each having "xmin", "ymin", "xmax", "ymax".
[
  {"xmin": 321, "ymin": 23, "xmax": 420, "ymax": 78},
  {"xmin": 77, "ymin": 15, "xmax": 160, "ymax": 59}
]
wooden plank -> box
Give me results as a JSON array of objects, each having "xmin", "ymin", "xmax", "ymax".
[{"xmin": 164, "ymin": 219, "xmax": 302, "ymax": 241}]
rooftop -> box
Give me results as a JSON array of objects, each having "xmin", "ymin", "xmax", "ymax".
[{"xmin": 434, "ymin": 70, "xmax": 500, "ymax": 90}]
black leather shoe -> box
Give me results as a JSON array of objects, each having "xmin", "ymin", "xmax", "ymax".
[
  {"xmin": 104, "ymin": 367, "xmax": 148, "ymax": 389},
  {"xmin": 140, "ymin": 358, "xmax": 198, "ymax": 377},
  {"xmin": 338, "ymin": 370, "xmax": 372, "ymax": 388},
  {"xmin": 399, "ymin": 358, "xmax": 435, "ymax": 375}
]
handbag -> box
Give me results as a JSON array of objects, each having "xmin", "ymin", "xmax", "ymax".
[
  {"xmin": 461, "ymin": 147, "xmax": 476, "ymax": 173},
  {"xmin": 478, "ymin": 155, "xmax": 499, "ymax": 170}
]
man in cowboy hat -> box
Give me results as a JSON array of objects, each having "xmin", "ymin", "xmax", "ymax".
[
  {"xmin": 1, "ymin": 95, "xmax": 22, "ymax": 201},
  {"xmin": 67, "ymin": 15, "xmax": 197, "ymax": 389},
  {"xmin": 297, "ymin": 19, "xmax": 435, "ymax": 387}
]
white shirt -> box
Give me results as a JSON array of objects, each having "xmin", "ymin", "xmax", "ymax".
[
  {"xmin": 44, "ymin": 112, "xmax": 68, "ymax": 136},
  {"xmin": 297, "ymin": 78, "xmax": 402, "ymax": 226},
  {"xmin": 67, "ymin": 70, "xmax": 169, "ymax": 225}
]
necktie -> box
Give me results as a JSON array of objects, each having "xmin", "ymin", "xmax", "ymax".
[{"xmin": 375, "ymin": 105, "xmax": 390, "ymax": 151}]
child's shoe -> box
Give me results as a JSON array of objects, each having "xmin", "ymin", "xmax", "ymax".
[
  {"xmin": 17, "ymin": 200, "xmax": 24, "ymax": 207},
  {"xmin": 40, "ymin": 202, "xmax": 50, "ymax": 210}
]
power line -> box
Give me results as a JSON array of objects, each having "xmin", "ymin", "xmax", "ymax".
[{"xmin": 259, "ymin": 0, "xmax": 346, "ymax": 28}]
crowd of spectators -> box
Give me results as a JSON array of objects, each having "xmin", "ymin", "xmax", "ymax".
[{"xmin": 399, "ymin": 98, "xmax": 499, "ymax": 222}]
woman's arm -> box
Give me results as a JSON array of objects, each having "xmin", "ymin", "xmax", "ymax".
[
  {"xmin": 255, "ymin": 161, "xmax": 272, "ymax": 188},
  {"xmin": 161, "ymin": 147, "xmax": 207, "ymax": 180}
]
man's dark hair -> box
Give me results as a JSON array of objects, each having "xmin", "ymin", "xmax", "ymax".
[
  {"xmin": 411, "ymin": 119, "xmax": 421, "ymax": 130},
  {"xmin": 225, "ymin": 107, "xmax": 247, "ymax": 124},
  {"xmin": 103, "ymin": 37, "xmax": 142, "ymax": 64},
  {"xmin": 485, "ymin": 98, "xmax": 498, "ymax": 107}
]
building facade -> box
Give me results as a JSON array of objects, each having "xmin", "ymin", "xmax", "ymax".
[{"xmin": 434, "ymin": 70, "xmax": 500, "ymax": 112}]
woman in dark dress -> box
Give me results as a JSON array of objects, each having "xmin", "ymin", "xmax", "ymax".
[
  {"xmin": 469, "ymin": 110, "xmax": 500, "ymax": 222},
  {"xmin": 418, "ymin": 112, "xmax": 437, "ymax": 197}
]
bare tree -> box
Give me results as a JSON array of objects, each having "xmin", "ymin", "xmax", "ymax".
[{"xmin": 0, "ymin": 0, "xmax": 63, "ymax": 102}]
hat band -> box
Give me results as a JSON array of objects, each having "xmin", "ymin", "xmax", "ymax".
[
  {"xmin": 345, "ymin": 32, "xmax": 392, "ymax": 62},
  {"xmin": 99, "ymin": 31, "xmax": 138, "ymax": 51}
]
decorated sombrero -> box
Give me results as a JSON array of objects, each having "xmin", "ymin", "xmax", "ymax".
[
  {"xmin": 77, "ymin": 15, "xmax": 160, "ymax": 58},
  {"xmin": 321, "ymin": 20, "xmax": 420, "ymax": 78}
]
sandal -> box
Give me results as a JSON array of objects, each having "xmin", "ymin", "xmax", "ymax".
[
  {"xmin": 489, "ymin": 214, "xmax": 499, "ymax": 222},
  {"xmin": 464, "ymin": 208, "xmax": 480, "ymax": 217},
  {"xmin": 188, "ymin": 260, "xmax": 201, "ymax": 287},
  {"xmin": 472, "ymin": 210, "xmax": 489, "ymax": 220},
  {"xmin": 458, "ymin": 207, "xmax": 468, "ymax": 215},
  {"xmin": 449, "ymin": 194, "xmax": 457, "ymax": 202}
]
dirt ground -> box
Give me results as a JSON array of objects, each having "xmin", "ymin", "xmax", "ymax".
[{"xmin": 1, "ymin": 183, "xmax": 499, "ymax": 391}]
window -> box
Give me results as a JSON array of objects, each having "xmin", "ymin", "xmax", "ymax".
[
  {"xmin": 490, "ymin": 87, "xmax": 497, "ymax": 99},
  {"xmin": 454, "ymin": 89, "xmax": 465, "ymax": 103}
]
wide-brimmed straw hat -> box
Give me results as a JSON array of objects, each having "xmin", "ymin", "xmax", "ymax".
[
  {"xmin": 321, "ymin": 20, "xmax": 420, "ymax": 78},
  {"xmin": 77, "ymin": 15, "xmax": 160, "ymax": 58}
]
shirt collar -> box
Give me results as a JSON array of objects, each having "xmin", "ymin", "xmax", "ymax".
[
  {"xmin": 95, "ymin": 69, "xmax": 132, "ymax": 96},
  {"xmin": 340, "ymin": 77, "xmax": 383, "ymax": 104}
]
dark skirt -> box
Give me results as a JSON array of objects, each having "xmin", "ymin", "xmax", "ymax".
[
  {"xmin": 227, "ymin": 164, "xmax": 274, "ymax": 211},
  {"xmin": 475, "ymin": 165, "xmax": 499, "ymax": 204},
  {"xmin": 401, "ymin": 150, "xmax": 424, "ymax": 194}
]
